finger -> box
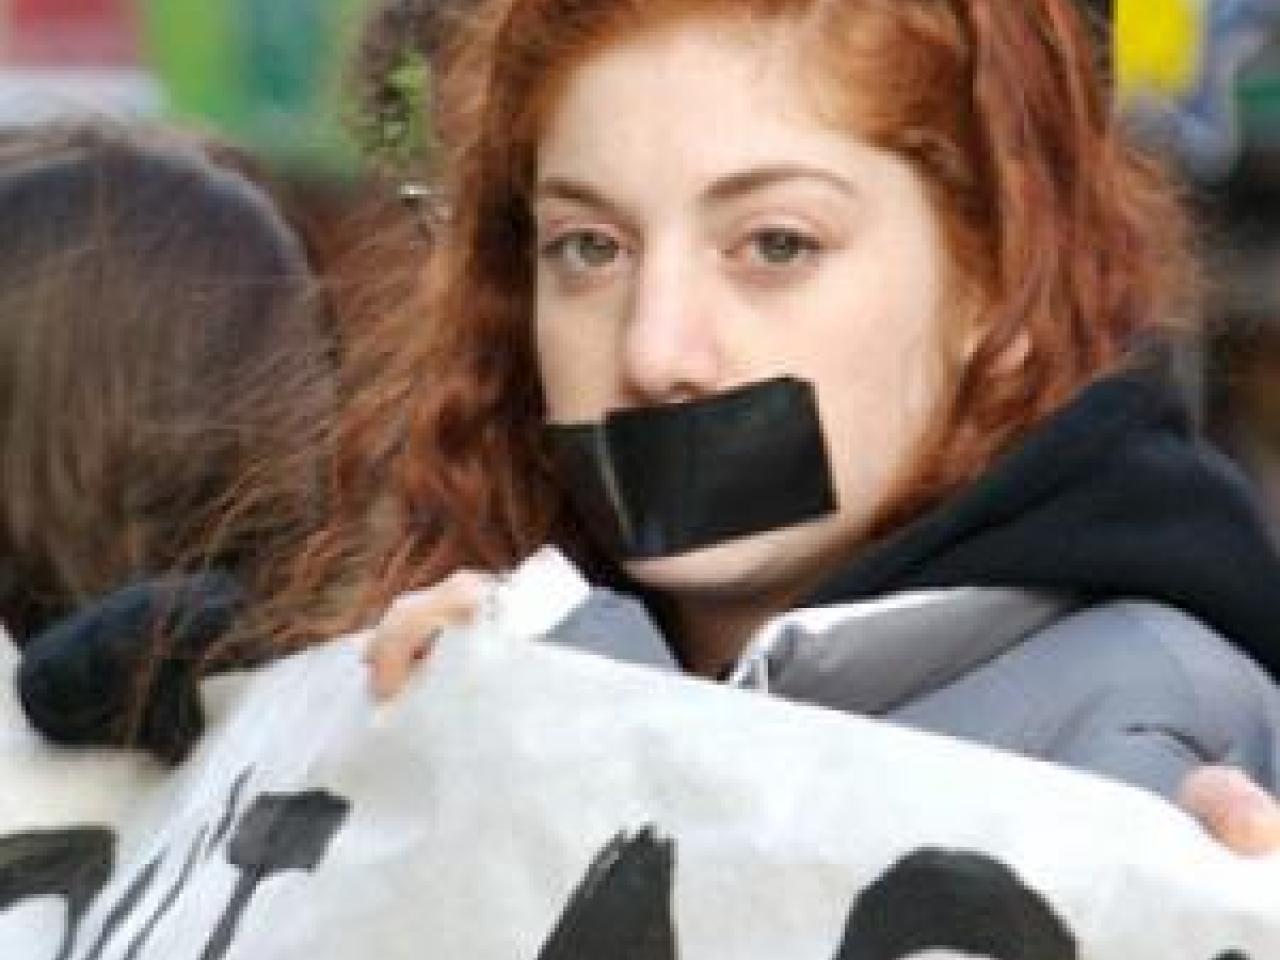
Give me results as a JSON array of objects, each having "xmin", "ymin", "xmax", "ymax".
[
  {"xmin": 1178, "ymin": 765, "xmax": 1280, "ymax": 857},
  {"xmin": 365, "ymin": 569, "xmax": 492, "ymax": 665},
  {"xmin": 368, "ymin": 629, "xmax": 436, "ymax": 701},
  {"xmin": 365, "ymin": 570, "xmax": 494, "ymax": 699}
]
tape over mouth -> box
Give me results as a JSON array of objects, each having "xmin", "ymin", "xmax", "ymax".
[{"xmin": 544, "ymin": 377, "xmax": 838, "ymax": 560}]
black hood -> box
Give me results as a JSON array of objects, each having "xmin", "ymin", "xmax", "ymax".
[{"xmin": 808, "ymin": 369, "xmax": 1280, "ymax": 679}]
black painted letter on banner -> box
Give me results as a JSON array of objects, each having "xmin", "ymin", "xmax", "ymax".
[
  {"xmin": 0, "ymin": 826, "xmax": 114, "ymax": 960},
  {"xmin": 200, "ymin": 789, "xmax": 350, "ymax": 960},
  {"xmin": 536, "ymin": 827, "xmax": 677, "ymax": 960},
  {"xmin": 832, "ymin": 847, "xmax": 1077, "ymax": 960}
]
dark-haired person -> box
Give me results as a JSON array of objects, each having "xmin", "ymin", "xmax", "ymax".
[{"xmin": 0, "ymin": 121, "xmax": 336, "ymax": 762}]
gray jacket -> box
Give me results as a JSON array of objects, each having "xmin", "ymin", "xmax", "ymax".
[{"xmin": 545, "ymin": 586, "xmax": 1280, "ymax": 802}]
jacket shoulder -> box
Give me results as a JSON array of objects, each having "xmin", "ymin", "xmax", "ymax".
[{"xmin": 894, "ymin": 600, "xmax": 1280, "ymax": 800}]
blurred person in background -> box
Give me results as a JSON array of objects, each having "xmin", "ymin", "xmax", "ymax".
[{"xmin": 0, "ymin": 120, "xmax": 337, "ymax": 763}]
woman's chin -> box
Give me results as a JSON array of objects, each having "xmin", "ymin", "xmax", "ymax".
[{"xmin": 618, "ymin": 525, "xmax": 813, "ymax": 597}]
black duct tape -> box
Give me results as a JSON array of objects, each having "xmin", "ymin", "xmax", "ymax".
[{"xmin": 545, "ymin": 377, "xmax": 838, "ymax": 559}]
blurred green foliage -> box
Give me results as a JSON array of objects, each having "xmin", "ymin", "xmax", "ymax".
[
  {"xmin": 140, "ymin": 0, "xmax": 372, "ymax": 177},
  {"xmin": 349, "ymin": 49, "xmax": 432, "ymax": 176}
]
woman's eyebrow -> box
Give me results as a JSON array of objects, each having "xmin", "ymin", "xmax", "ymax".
[
  {"xmin": 532, "ymin": 166, "xmax": 856, "ymax": 224},
  {"xmin": 533, "ymin": 178, "xmax": 641, "ymax": 229},
  {"xmin": 701, "ymin": 166, "xmax": 859, "ymax": 206}
]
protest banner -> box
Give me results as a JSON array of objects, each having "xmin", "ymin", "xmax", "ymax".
[{"xmin": 1, "ymin": 551, "xmax": 1276, "ymax": 959}]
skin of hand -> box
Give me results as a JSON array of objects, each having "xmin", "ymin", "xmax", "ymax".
[
  {"xmin": 1178, "ymin": 765, "xmax": 1280, "ymax": 857},
  {"xmin": 363, "ymin": 569, "xmax": 492, "ymax": 700}
]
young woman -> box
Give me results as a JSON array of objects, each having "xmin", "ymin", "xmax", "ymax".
[
  {"xmin": 290, "ymin": 0, "xmax": 1280, "ymax": 848},
  {"xmin": 0, "ymin": 122, "xmax": 337, "ymax": 760}
]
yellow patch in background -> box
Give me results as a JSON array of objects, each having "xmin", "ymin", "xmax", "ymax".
[{"xmin": 1116, "ymin": 0, "xmax": 1206, "ymax": 96}]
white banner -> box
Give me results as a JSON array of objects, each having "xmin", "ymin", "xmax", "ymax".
[{"xmin": 0, "ymin": 552, "xmax": 1277, "ymax": 959}]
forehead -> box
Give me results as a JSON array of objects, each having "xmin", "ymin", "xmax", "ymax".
[{"xmin": 534, "ymin": 16, "xmax": 866, "ymax": 186}]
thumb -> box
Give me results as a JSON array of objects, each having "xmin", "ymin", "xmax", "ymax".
[{"xmin": 1178, "ymin": 765, "xmax": 1280, "ymax": 857}]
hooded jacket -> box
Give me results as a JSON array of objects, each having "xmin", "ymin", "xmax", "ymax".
[{"xmin": 548, "ymin": 369, "xmax": 1280, "ymax": 802}]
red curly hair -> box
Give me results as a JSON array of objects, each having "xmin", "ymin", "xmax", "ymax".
[{"xmin": 248, "ymin": 0, "xmax": 1197, "ymax": 653}]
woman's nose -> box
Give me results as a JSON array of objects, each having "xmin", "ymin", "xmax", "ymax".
[{"xmin": 619, "ymin": 256, "xmax": 722, "ymax": 404}]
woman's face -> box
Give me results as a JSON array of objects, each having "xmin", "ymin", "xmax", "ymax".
[{"xmin": 533, "ymin": 17, "xmax": 955, "ymax": 604}]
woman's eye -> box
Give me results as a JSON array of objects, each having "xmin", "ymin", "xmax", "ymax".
[
  {"xmin": 746, "ymin": 228, "xmax": 821, "ymax": 266},
  {"xmin": 540, "ymin": 230, "xmax": 623, "ymax": 271}
]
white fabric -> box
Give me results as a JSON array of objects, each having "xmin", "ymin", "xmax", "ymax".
[{"xmin": 0, "ymin": 551, "xmax": 1276, "ymax": 960}]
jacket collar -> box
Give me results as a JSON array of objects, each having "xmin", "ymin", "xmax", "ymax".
[{"xmin": 730, "ymin": 588, "xmax": 1076, "ymax": 714}]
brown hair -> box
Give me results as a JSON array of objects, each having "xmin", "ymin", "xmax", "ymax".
[
  {"xmin": 259, "ymin": 0, "xmax": 1198, "ymax": 649},
  {"xmin": 0, "ymin": 122, "xmax": 336, "ymax": 642}
]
